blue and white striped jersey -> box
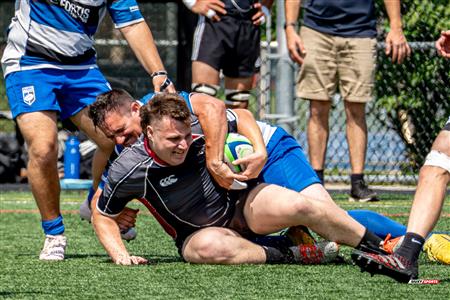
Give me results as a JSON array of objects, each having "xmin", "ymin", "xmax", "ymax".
[{"xmin": 1, "ymin": 0, "xmax": 144, "ymax": 77}]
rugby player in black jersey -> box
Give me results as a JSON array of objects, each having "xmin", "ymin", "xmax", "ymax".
[{"xmin": 91, "ymin": 93, "xmax": 389, "ymax": 267}]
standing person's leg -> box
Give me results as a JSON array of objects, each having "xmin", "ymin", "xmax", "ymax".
[
  {"xmin": 307, "ymin": 101, "xmax": 331, "ymax": 182},
  {"xmin": 344, "ymin": 101, "xmax": 377, "ymax": 202},
  {"xmin": 192, "ymin": 61, "xmax": 220, "ymax": 92},
  {"xmin": 223, "ymin": 76, "xmax": 253, "ymax": 109},
  {"xmin": 296, "ymin": 27, "xmax": 338, "ymax": 183},
  {"xmin": 343, "ymin": 102, "xmax": 367, "ymax": 176},
  {"xmin": 351, "ymin": 122, "xmax": 450, "ymax": 283},
  {"xmin": 393, "ymin": 128, "xmax": 450, "ymax": 263},
  {"xmin": 191, "ymin": 16, "xmax": 222, "ymax": 96},
  {"xmin": 222, "ymin": 17, "xmax": 260, "ymax": 109},
  {"xmin": 16, "ymin": 112, "xmax": 61, "ymax": 221},
  {"xmin": 337, "ymin": 35, "xmax": 377, "ymax": 202},
  {"xmin": 5, "ymin": 69, "xmax": 68, "ymax": 260}
]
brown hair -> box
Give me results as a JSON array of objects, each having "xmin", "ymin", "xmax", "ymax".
[
  {"xmin": 88, "ymin": 89, "xmax": 134, "ymax": 129},
  {"xmin": 140, "ymin": 93, "xmax": 191, "ymax": 130}
]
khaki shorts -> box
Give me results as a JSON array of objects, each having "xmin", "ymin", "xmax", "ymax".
[{"xmin": 296, "ymin": 26, "xmax": 377, "ymax": 103}]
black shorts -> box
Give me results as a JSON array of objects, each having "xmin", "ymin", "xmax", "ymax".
[{"xmin": 192, "ymin": 14, "xmax": 260, "ymax": 78}]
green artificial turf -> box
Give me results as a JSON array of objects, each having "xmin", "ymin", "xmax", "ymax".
[{"xmin": 0, "ymin": 190, "xmax": 449, "ymax": 299}]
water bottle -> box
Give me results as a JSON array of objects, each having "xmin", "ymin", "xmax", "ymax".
[{"xmin": 64, "ymin": 135, "xmax": 80, "ymax": 179}]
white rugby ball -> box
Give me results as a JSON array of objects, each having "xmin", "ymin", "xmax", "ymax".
[{"xmin": 223, "ymin": 133, "xmax": 254, "ymax": 173}]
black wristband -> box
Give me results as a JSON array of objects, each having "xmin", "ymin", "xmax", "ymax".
[
  {"xmin": 160, "ymin": 77, "xmax": 172, "ymax": 91},
  {"xmin": 150, "ymin": 70, "xmax": 168, "ymax": 78},
  {"xmin": 284, "ymin": 22, "xmax": 297, "ymax": 30}
]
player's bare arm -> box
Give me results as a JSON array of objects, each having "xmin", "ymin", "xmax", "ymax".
[
  {"xmin": 119, "ymin": 21, "xmax": 175, "ymax": 92},
  {"xmin": 91, "ymin": 189, "xmax": 147, "ymax": 265},
  {"xmin": 232, "ymin": 108, "xmax": 267, "ymax": 179},
  {"xmin": 190, "ymin": 93, "xmax": 248, "ymax": 188}
]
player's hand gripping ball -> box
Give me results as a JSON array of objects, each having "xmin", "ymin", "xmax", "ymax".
[{"xmin": 223, "ymin": 133, "xmax": 254, "ymax": 173}]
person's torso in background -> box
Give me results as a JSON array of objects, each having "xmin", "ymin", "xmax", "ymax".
[
  {"xmin": 302, "ymin": 0, "xmax": 377, "ymax": 38},
  {"xmin": 1, "ymin": 0, "xmax": 143, "ymax": 77}
]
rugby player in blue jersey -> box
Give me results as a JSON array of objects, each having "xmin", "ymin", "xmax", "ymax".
[
  {"xmin": 1, "ymin": 0, "xmax": 175, "ymax": 260},
  {"xmin": 91, "ymin": 93, "xmax": 394, "ymax": 266}
]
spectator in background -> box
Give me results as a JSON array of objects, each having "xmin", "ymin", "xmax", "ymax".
[
  {"xmin": 285, "ymin": 0, "xmax": 411, "ymax": 202},
  {"xmin": 184, "ymin": 0, "xmax": 273, "ymax": 108},
  {"xmin": 1, "ymin": 1, "xmax": 174, "ymax": 261}
]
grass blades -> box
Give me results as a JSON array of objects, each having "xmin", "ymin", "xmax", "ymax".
[{"xmin": 0, "ymin": 191, "xmax": 449, "ymax": 299}]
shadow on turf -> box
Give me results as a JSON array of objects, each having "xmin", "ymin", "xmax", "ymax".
[
  {"xmin": 0, "ymin": 291, "xmax": 47, "ymax": 297},
  {"xmin": 65, "ymin": 253, "xmax": 183, "ymax": 264}
]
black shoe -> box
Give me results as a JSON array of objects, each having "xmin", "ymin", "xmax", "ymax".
[
  {"xmin": 351, "ymin": 250, "xmax": 418, "ymax": 283},
  {"xmin": 349, "ymin": 179, "xmax": 379, "ymax": 202}
]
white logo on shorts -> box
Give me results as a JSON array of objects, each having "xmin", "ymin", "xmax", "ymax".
[
  {"xmin": 160, "ymin": 175, "xmax": 178, "ymax": 187},
  {"xmin": 22, "ymin": 86, "xmax": 36, "ymax": 106}
]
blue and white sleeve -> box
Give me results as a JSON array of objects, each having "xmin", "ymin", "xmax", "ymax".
[{"xmin": 107, "ymin": 0, "xmax": 144, "ymax": 29}]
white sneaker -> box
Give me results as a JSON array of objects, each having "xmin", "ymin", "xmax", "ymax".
[
  {"xmin": 39, "ymin": 234, "xmax": 67, "ymax": 261},
  {"xmin": 79, "ymin": 198, "xmax": 137, "ymax": 241}
]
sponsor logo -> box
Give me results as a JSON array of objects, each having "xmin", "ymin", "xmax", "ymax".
[
  {"xmin": 408, "ymin": 279, "xmax": 440, "ymax": 285},
  {"xmin": 129, "ymin": 5, "xmax": 139, "ymax": 12},
  {"xmin": 48, "ymin": 0, "xmax": 91, "ymax": 24},
  {"xmin": 411, "ymin": 238, "xmax": 422, "ymax": 245},
  {"xmin": 22, "ymin": 86, "xmax": 35, "ymax": 106},
  {"xmin": 159, "ymin": 175, "xmax": 177, "ymax": 187}
]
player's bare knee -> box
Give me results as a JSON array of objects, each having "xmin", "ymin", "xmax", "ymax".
[
  {"xmin": 291, "ymin": 196, "xmax": 324, "ymax": 221},
  {"xmin": 28, "ymin": 142, "xmax": 58, "ymax": 166},
  {"xmin": 186, "ymin": 233, "xmax": 234, "ymax": 263}
]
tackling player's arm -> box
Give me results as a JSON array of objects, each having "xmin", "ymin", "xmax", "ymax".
[
  {"xmin": 119, "ymin": 21, "xmax": 175, "ymax": 92},
  {"xmin": 231, "ymin": 108, "xmax": 267, "ymax": 179},
  {"xmin": 92, "ymin": 188, "xmax": 147, "ymax": 265},
  {"xmin": 190, "ymin": 93, "xmax": 248, "ymax": 188}
]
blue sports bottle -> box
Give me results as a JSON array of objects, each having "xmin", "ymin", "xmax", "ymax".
[{"xmin": 64, "ymin": 135, "xmax": 80, "ymax": 179}]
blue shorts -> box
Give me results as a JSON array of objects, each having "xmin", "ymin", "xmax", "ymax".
[
  {"xmin": 259, "ymin": 128, "xmax": 320, "ymax": 192},
  {"xmin": 5, "ymin": 68, "xmax": 111, "ymax": 120}
]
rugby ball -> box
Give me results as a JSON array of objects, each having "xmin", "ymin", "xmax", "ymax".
[{"xmin": 223, "ymin": 133, "xmax": 254, "ymax": 173}]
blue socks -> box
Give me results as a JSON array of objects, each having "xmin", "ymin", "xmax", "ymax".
[
  {"xmin": 42, "ymin": 215, "xmax": 65, "ymax": 235},
  {"xmin": 348, "ymin": 209, "xmax": 406, "ymax": 239}
]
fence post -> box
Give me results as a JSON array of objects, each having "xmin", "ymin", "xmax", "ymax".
[{"xmin": 275, "ymin": 0, "xmax": 295, "ymax": 134}]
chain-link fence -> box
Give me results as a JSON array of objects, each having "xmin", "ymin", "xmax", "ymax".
[{"xmin": 0, "ymin": 0, "xmax": 449, "ymax": 185}]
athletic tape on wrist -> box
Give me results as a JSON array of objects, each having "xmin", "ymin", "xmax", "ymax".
[
  {"xmin": 182, "ymin": 0, "xmax": 196, "ymax": 10},
  {"xmin": 160, "ymin": 77, "xmax": 173, "ymax": 91},
  {"xmin": 151, "ymin": 70, "xmax": 167, "ymax": 78}
]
